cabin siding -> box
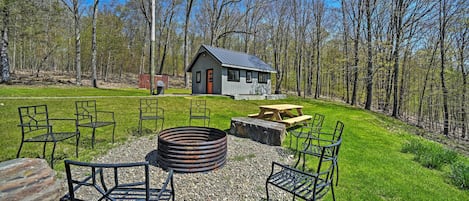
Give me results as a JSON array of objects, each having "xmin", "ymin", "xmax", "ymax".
[
  {"xmin": 221, "ymin": 68, "xmax": 271, "ymax": 95},
  {"xmin": 188, "ymin": 45, "xmax": 274, "ymax": 95},
  {"xmin": 191, "ymin": 54, "xmax": 221, "ymax": 94}
]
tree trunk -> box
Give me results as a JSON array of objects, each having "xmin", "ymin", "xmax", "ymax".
[
  {"xmin": 418, "ymin": 44, "xmax": 437, "ymax": 126},
  {"xmin": 314, "ymin": 1, "xmax": 323, "ymax": 99},
  {"xmin": 91, "ymin": 0, "xmax": 99, "ymax": 88},
  {"xmin": 158, "ymin": 1, "xmax": 175, "ymax": 75},
  {"xmin": 364, "ymin": 0, "xmax": 373, "ymax": 110},
  {"xmin": 150, "ymin": 0, "xmax": 156, "ymax": 94},
  {"xmin": 351, "ymin": 0, "xmax": 362, "ymax": 106},
  {"xmin": 183, "ymin": 0, "xmax": 194, "ymax": 88},
  {"xmin": 341, "ymin": 0, "xmax": 350, "ymax": 103},
  {"xmin": 439, "ymin": 0, "xmax": 449, "ymax": 136},
  {"xmin": 458, "ymin": 27, "xmax": 467, "ymax": 138},
  {"xmin": 0, "ymin": 3, "xmax": 10, "ymax": 83},
  {"xmin": 391, "ymin": 0, "xmax": 403, "ymax": 118}
]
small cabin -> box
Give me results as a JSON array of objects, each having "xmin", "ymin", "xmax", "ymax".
[{"xmin": 186, "ymin": 45, "xmax": 276, "ymax": 95}]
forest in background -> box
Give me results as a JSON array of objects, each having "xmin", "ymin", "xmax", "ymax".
[{"xmin": 0, "ymin": 0, "xmax": 468, "ymax": 144}]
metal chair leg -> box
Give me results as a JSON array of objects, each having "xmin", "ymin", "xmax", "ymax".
[
  {"xmin": 265, "ymin": 182, "xmax": 270, "ymax": 201},
  {"xmin": 112, "ymin": 123, "xmax": 116, "ymax": 144},
  {"xmin": 91, "ymin": 127, "xmax": 96, "ymax": 149},
  {"xmin": 75, "ymin": 133, "xmax": 80, "ymax": 157},
  {"xmin": 335, "ymin": 160, "xmax": 340, "ymax": 186},
  {"xmin": 51, "ymin": 142, "xmax": 57, "ymax": 169},
  {"xmin": 160, "ymin": 118, "xmax": 165, "ymax": 132},
  {"xmin": 16, "ymin": 142, "xmax": 24, "ymax": 158},
  {"xmin": 43, "ymin": 142, "xmax": 47, "ymax": 158},
  {"xmin": 155, "ymin": 119, "xmax": 158, "ymax": 131},
  {"xmin": 138, "ymin": 119, "xmax": 142, "ymax": 134},
  {"xmin": 331, "ymin": 180, "xmax": 336, "ymax": 201}
]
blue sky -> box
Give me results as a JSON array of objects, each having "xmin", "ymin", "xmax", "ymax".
[{"xmin": 82, "ymin": 0, "xmax": 126, "ymax": 7}]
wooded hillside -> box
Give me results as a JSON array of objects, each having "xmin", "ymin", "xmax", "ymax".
[{"xmin": 0, "ymin": 0, "xmax": 467, "ymax": 143}]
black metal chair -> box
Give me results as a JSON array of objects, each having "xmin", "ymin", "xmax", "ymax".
[
  {"xmin": 189, "ymin": 99, "xmax": 210, "ymax": 126},
  {"xmin": 289, "ymin": 113, "xmax": 325, "ymax": 151},
  {"xmin": 266, "ymin": 138, "xmax": 342, "ymax": 201},
  {"xmin": 139, "ymin": 98, "xmax": 165, "ymax": 134},
  {"xmin": 303, "ymin": 121, "xmax": 344, "ymax": 186},
  {"xmin": 17, "ymin": 105, "xmax": 80, "ymax": 169},
  {"xmin": 75, "ymin": 100, "xmax": 116, "ymax": 148},
  {"xmin": 62, "ymin": 160, "xmax": 175, "ymax": 201}
]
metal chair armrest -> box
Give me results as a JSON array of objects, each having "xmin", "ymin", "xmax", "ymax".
[{"xmin": 17, "ymin": 124, "xmax": 50, "ymax": 128}]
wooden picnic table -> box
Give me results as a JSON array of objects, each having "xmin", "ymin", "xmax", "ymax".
[{"xmin": 249, "ymin": 104, "xmax": 311, "ymax": 126}]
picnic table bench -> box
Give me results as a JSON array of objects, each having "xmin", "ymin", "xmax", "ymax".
[{"xmin": 280, "ymin": 115, "xmax": 312, "ymax": 127}]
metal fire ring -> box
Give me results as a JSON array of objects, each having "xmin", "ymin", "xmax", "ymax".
[{"xmin": 157, "ymin": 126, "xmax": 227, "ymax": 173}]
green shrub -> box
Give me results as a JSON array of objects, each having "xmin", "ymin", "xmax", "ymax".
[
  {"xmin": 450, "ymin": 161, "xmax": 469, "ymax": 190},
  {"xmin": 402, "ymin": 139, "xmax": 458, "ymax": 170},
  {"xmin": 401, "ymin": 138, "xmax": 425, "ymax": 154}
]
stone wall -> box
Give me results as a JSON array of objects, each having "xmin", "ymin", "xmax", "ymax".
[{"xmin": 230, "ymin": 117, "xmax": 286, "ymax": 146}]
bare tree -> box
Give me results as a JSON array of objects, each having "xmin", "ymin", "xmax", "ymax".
[
  {"xmin": 158, "ymin": 0, "xmax": 177, "ymax": 75},
  {"xmin": 341, "ymin": 0, "xmax": 350, "ymax": 103},
  {"xmin": 455, "ymin": 16, "xmax": 468, "ymax": 138},
  {"xmin": 364, "ymin": 0, "xmax": 375, "ymax": 110},
  {"xmin": 351, "ymin": 0, "xmax": 363, "ymax": 106},
  {"xmin": 313, "ymin": 0, "xmax": 324, "ymax": 99},
  {"xmin": 91, "ymin": 0, "xmax": 99, "ymax": 88},
  {"xmin": 0, "ymin": 0, "xmax": 11, "ymax": 83},
  {"xmin": 183, "ymin": 0, "xmax": 194, "ymax": 88},
  {"xmin": 61, "ymin": 0, "xmax": 82, "ymax": 85}
]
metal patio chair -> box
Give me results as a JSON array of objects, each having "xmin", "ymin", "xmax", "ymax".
[
  {"xmin": 17, "ymin": 105, "xmax": 80, "ymax": 169},
  {"xmin": 139, "ymin": 98, "xmax": 165, "ymax": 134},
  {"xmin": 289, "ymin": 113, "xmax": 325, "ymax": 151},
  {"xmin": 303, "ymin": 121, "xmax": 344, "ymax": 186},
  {"xmin": 189, "ymin": 99, "xmax": 210, "ymax": 127},
  {"xmin": 266, "ymin": 138, "xmax": 342, "ymax": 201},
  {"xmin": 62, "ymin": 160, "xmax": 175, "ymax": 201},
  {"xmin": 75, "ymin": 100, "xmax": 116, "ymax": 148}
]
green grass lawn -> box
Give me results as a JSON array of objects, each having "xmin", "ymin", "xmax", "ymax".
[{"xmin": 0, "ymin": 86, "xmax": 467, "ymax": 200}]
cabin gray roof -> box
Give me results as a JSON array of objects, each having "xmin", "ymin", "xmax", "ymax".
[{"xmin": 186, "ymin": 45, "xmax": 276, "ymax": 73}]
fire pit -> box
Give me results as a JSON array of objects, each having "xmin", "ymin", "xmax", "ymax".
[{"xmin": 157, "ymin": 126, "xmax": 227, "ymax": 173}]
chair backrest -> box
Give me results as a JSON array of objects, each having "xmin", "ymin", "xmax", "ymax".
[
  {"xmin": 18, "ymin": 105, "xmax": 50, "ymax": 135},
  {"xmin": 63, "ymin": 160, "xmax": 152, "ymax": 200},
  {"xmin": 331, "ymin": 121, "xmax": 344, "ymax": 141},
  {"xmin": 313, "ymin": 139, "xmax": 342, "ymax": 197},
  {"xmin": 75, "ymin": 100, "xmax": 97, "ymax": 123},
  {"xmin": 140, "ymin": 98, "xmax": 160, "ymax": 116},
  {"xmin": 310, "ymin": 113, "xmax": 325, "ymax": 133},
  {"xmin": 190, "ymin": 99, "xmax": 207, "ymax": 117}
]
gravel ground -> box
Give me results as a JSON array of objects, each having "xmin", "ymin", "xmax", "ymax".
[{"xmin": 70, "ymin": 134, "xmax": 295, "ymax": 201}]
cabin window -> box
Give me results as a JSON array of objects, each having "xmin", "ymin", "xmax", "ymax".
[
  {"xmin": 196, "ymin": 71, "xmax": 201, "ymax": 83},
  {"xmin": 246, "ymin": 71, "xmax": 252, "ymax": 83},
  {"xmin": 258, "ymin": 72, "xmax": 269, "ymax": 84},
  {"xmin": 228, "ymin": 69, "xmax": 240, "ymax": 82}
]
